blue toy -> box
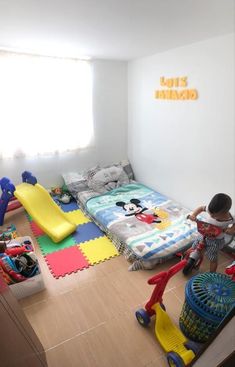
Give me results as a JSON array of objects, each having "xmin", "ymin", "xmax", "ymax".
[
  {"xmin": 0, "ymin": 171, "xmax": 37, "ymax": 225},
  {"xmin": 0, "ymin": 178, "xmax": 15, "ymax": 225}
]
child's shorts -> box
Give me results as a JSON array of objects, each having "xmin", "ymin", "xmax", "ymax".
[{"xmin": 192, "ymin": 235, "xmax": 226, "ymax": 262}]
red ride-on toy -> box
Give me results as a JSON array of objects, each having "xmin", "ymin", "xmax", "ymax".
[
  {"xmin": 135, "ymin": 260, "xmax": 201, "ymax": 366},
  {"xmin": 225, "ymin": 261, "xmax": 235, "ymax": 280},
  {"xmin": 182, "ymin": 218, "xmax": 234, "ymax": 275}
]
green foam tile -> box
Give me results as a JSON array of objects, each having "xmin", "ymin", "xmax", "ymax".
[{"xmin": 37, "ymin": 234, "xmax": 76, "ymax": 255}]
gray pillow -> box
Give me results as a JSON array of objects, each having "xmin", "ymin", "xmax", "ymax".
[
  {"xmin": 88, "ymin": 166, "xmax": 129, "ymax": 194},
  {"xmin": 62, "ymin": 172, "xmax": 89, "ymax": 198},
  {"xmin": 85, "ymin": 165, "xmax": 101, "ymax": 180},
  {"xmin": 104, "ymin": 160, "xmax": 134, "ymax": 180}
]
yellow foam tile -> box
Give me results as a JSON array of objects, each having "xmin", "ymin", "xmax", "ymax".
[
  {"xmin": 65, "ymin": 210, "xmax": 90, "ymax": 225},
  {"xmin": 79, "ymin": 237, "xmax": 119, "ymax": 265}
]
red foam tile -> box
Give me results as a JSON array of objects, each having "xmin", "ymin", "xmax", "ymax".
[
  {"xmin": 45, "ymin": 246, "xmax": 90, "ymax": 278},
  {"xmin": 30, "ymin": 221, "xmax": 45, "ymax": 237}
]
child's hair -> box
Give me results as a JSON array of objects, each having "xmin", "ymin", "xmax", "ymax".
[{"xmin": 208, "ymin": 193, "xmax": 232, "ymax": 214}]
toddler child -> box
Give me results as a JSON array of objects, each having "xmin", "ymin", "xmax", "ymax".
[{"xmin": 188, "ymin": 193, "xmax": 235, "ymax": 272}]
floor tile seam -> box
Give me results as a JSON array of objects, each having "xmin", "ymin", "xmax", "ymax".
[
  {"xmin": 125, "ymin": 286, "xmax": 178, "ymax": 315},
  {"xmin": 21, "ymin": 277, "xmax": 103, "ymax": 310},
  {"xmin": 164, "ymin": 285, "xmax": 177, "ymax": 293},
  {"xmin": 44, "ymin": 321, "xmax": 106, "ymax": 352},
  {"xmin": 44, "ymin": 305, "xmax": 145, "ymax": 352},
  {"xmin": 27, "ymin": 301, "xmax": 138, "ymax": 343},
  {"xmin": 171, "ymin": 288, "xmax": 184, "ymax": 304}
]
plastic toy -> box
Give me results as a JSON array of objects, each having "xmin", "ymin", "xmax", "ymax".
[
  {"xmin": 0, "ymin": 224, "xmax": 18, "ymax": 241},
  {"xmin": 0, "ymin": 264, "xmax": 13, "ymax": 285},
  {"xmin": 183, "ymin": 218, "xmax": 234, "ymax": 275},
  {"xmin": 0, "ymin": 171, "xmax": 76, "ymax": 242},
  {"xmin": 5, "ymin": 241, "xmax": 34, "ymax": 256},
  {"xmin": 5, "ymin": 197, "xmax": 22, "ymax": 212},
  {"xmin": 225, "ymin": 261, "xmax": 235, "ymax": 280},
  {"xmin": 0, "ymin": 238, "xmax": 38, "ymax": 283},
  {"xmin": 14, "ymin": 252, "xmax": 38, "ymax": 278},
  {"xmin": 0, "ymin": 177, "xmax": 16, "ymax": 225},
  {"xmin": 50, "ymin": 187, "xmax": 63, "ymax": 196},
  {"xmin": 1, "ymin": 243, "xmax": 30, "ymax": 257},
  {"xmin": 57, "ymin": 193, "xmax": 72, "ymax": 204},
  {"xmin": 135, "ymin": 260, "xmax": 200, "ymax": 366},
  {"xmin": 0, "ymin": 255, "xmax": 26, "ymax": 283}
]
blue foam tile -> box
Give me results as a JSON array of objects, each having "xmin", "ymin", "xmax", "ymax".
[
  {"xmin": 72, "ymin": 222, "xmax": 104, "ymax": 244},
  {"xmin": 53, "ymin": 197, "xmax": 80, "ymax": 212},
  {"xmin": 60, "ymin": 200, "xmax": 80, "ymax": 212}
]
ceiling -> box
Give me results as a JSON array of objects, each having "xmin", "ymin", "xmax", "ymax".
[{"xmin": 0, "ymin": 0, "xmax": 234, "ymax": 60}]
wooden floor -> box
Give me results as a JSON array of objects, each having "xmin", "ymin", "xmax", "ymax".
[{"xmin": 2, "ymin": 207, "xmax": 232, "ymax": 367}]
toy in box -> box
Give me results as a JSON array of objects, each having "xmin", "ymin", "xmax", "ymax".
[{"xmin": 0, "ymin": 224, "xmax": 18, "ymax": 241}]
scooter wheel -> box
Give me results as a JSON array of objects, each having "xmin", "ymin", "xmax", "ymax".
[
  {"xmin": 135, "ymin": 309, "xmax": 150, "ymax": 327},
  {"xmin": 167, "ymin": 351, "xmax": 185, "ymax": 367},
  {"xmin": 183, "ymin": 258, "xmax": 196, "ymax": 275}
]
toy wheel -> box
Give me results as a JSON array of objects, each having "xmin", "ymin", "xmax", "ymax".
[
  {"xmin": 135, "ymin": 309, "xmax": 150, "ymax": 327},
  {"xmin": 183, "ymin": 258, "xmax": 195, "ymax": 275},
  {"xmin": 167, "ymin": 352, "xmax": 185, "ymax": 367},
  {"xmin": 185, "ymin": 340, "xmax": 201, "ymax": 355}
]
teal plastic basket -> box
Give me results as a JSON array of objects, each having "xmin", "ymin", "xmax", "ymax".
[{"xmin": 179, "ymin": 272, "xmax": 235, "ymax": 342}]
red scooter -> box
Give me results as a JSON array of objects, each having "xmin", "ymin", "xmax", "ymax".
[{"xmin": 135, "ymin": 259, "xmax": 200, "ymax": 366}]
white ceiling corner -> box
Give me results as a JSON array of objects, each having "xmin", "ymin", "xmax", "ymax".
[{"xmin": 0, "ymin": 0, "xmax": 234, "ymax": 60}]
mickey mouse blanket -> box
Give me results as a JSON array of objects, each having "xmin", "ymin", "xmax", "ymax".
[{"xmin": 85, "ymin": 183, "xmax": 198, "ymax": 270}]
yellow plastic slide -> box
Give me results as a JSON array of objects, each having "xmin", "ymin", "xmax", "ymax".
[{"xmin": 14, "ymin": 183, "xmax": 77, "ymax": 243}]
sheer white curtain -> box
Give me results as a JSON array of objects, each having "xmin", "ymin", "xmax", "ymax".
[{"xmin": 0, "ymin": 51, "xmax": 93, "ymax": 158}]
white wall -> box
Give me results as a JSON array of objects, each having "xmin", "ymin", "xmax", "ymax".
[
  {"xmin": 128, "ymin": 33, "xmax": 235, "ymax": 212},
  {"xmin": 0, "ymin": 59, "xmax": 128, "ymax": 187}
]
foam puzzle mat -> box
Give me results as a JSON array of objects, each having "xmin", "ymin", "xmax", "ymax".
[
  {"xmin": 27, "ymin": 199, "xmax": 119, "ymax": 278},
  {"xmin": 37, "ymin": 234, "xmax": 76, "ymax": 255},
  {"xmin": 45, "ymin": 246, "xmax": 90, "ymax": 278},
  {"xmin": 65, "ymin": 210, "xmax": 91, "ymax": 225},
  {"xmin": 73, "ymin": 222, "xmax": 104, "ymax": 244},
  {"xmin": 79, "ymin": 237, "xmax": 119, "ymax": 265}
]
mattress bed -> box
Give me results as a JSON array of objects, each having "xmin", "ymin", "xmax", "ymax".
[{"xmin": 76, "ymin": 182, "xmax": 198, "ymax": 270}]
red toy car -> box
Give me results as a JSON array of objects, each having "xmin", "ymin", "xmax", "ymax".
[{"xmin": 183, "ymin": 218, "xmax": 233, "ymax": 275}]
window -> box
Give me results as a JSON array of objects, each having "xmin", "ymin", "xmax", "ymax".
[{"xmin": 0, "ymin": 51, "xmax": 93, "ymax": 158}]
